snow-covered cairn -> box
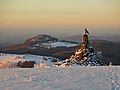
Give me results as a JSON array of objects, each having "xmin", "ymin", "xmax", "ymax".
[{"xmin": 54, "ymin": 29, "xmax": 103, "ymax": 67}]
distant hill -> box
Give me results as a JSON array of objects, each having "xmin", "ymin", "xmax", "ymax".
[
  {"xmin": 0, "ymin": 34, "xmax": 78, "ymax": 56},
  {"xmin": 0, "ymin": 34, "xmax": 120, "ymax": 65},
  {"xmin": 60, "ymin": 34, "xmax": 120, "ymax": 43},
  {"xmin": 90, "ymin": 40, "xmax": 120, "ymax": 65},
  {"xmin": 0, "ymin": 43, "xmax": 15, "ymax": 48}
]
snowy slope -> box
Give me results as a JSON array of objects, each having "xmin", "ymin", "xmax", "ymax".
[
  {"xmin": 0, "ymin": 66, "xmax": 120, "ymax": 90},
  {"xmin": 0, "ymin": 53, "xmax": 59, "ymax": 68},
  {"xmin": 41, "ymin": 41, "xmax": 78, "ymax": 48},
  {"xmin": 30, "ymin": 41, "xmax": 78, "ymax": 49},
  {"xmin": 26, "ymin": 34, "xmax": 78, "ymax": 49}
]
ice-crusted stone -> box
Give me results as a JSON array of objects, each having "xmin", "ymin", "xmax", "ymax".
[{"xmin": 54, "ymin": 29, "xmax": 103, "ymax": 67}]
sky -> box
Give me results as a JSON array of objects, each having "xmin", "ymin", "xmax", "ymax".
[{"xmin": 0, "ymin": 0, "xmax": 120, "ymax": 42}]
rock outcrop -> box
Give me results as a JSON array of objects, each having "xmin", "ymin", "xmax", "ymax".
[{"xmin": 54, "ymin": 29, "xmax": 103, "ymax": 67}]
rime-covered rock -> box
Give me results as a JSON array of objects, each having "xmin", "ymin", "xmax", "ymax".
[{"xmin": 54, "ymin": 29, "xmax": 103, "ymax": 67}]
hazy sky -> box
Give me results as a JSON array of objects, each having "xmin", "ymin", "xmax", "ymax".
[{"xmin": 0, "ymin": 0, "xmax": 120, "ymax": 38}]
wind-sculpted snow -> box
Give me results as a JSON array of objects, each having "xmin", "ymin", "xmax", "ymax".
[{"xmin": 0, "ymin": 66, "xmax": 120, "ymax": 90}]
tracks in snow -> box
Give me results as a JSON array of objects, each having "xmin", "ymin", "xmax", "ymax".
[{"xmin": 106, "ymin": 67, "xmax": 120, "ymax": 90}]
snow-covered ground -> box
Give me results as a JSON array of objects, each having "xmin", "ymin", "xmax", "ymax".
[
  {"xmin": 0, "ymin": 53, "xmax": 59, "ymax": 68},
  {"xmin": 1, "ymin": 53, "xmax": 120, "ymax": 90},
  {"xmin": 42, "ymin": 41, "xmax": 78, "ymax": 48},
  {"xmin": 0, "ymin": 66, "xmax": 120, "ymax": 90},
  {"xmin": 31, "ymin": 41, "xmax": 78, "ymax": 49}
]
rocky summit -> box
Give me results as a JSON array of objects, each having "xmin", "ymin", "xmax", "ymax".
[{"xmin": 54, "ymin": 29, "xmax": 103, "ymax": 67}]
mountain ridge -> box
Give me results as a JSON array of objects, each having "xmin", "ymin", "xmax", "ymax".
[
  {"xmin": 60, "ymin": 34, "xmax": 120, "ymax": 43},
  {"xmin": 0, "ymin": 34, "xmax": 120, "ymax": 65}
]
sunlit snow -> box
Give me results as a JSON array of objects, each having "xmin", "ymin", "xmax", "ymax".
[
  {"xmin": 0, "ymin": 53, "xmax": 59, "ymax": 68},
  {"xmin": 0, "ymin": 66, "xmax": 120, "ymax": 90}
]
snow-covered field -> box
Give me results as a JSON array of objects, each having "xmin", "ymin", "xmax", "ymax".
[
  {"xmin": 41, "ymin": 41, "xmax": 78, "ymax": 48},
  {"xmin": 0, "ymin": 66, "xmax": 120, "ymax": 90},
  {"xmin": 0, "ymin": 53, "xmax": 59, "ymax": 68},
  {"xmin": 31, "ymin": 41, "xmax": 78, "ymax": 49},
  {"xmin": 1, "ymin": 53, "xmax": 120, "ymax": 90}
]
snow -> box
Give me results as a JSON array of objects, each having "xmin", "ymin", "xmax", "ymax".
[
  {"xmin": 33, "ymin": 41, "xmax": 78, "ymax": 49},
  {"xmin": 0, "ymin": 66, "xmax": 120, "ymax": 90},
  {"xmin": 28, "ymin": 47, "xmax": 36, "ymax": 49},
  {"xmin": 48, "ymin": 41, "xmax": 78, "ymax": 48},
  {"xmin": 0, "ymin": 53, "xmax": 59, "ymax": 68}
]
